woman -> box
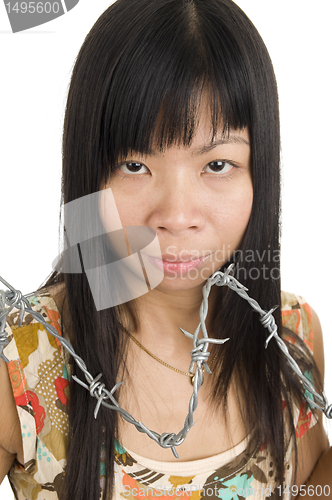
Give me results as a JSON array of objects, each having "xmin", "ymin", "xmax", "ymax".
[{"xmin": 0, "ymin": 0, "xmax": 330, "ymax": 499}]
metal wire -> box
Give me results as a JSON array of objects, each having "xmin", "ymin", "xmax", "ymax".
[
  {"xmin": 207, "ymin": 265, "xmax": 332, "ymax": 419},
  {"xmin": 0, "ymin": 264, "xmax": 331, "ymax": 461}
]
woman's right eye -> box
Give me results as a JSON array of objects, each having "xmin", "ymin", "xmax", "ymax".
[{"xmin": 116, "ymin": 162, "xmax": 149, "ymax": 175}]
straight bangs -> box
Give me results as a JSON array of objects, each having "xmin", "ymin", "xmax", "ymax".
[{"xmin": 78, "ymin": 0, "xmax": 254, "ymax": 182}]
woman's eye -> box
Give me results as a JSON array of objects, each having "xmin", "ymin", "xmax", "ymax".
[
  {"xmin": 203, "ymin": 161, "xmax": 234, "ymax": 175},
  {"xmin": 117, "ymin": 162, "xmax": 148, "ymax": 175}
]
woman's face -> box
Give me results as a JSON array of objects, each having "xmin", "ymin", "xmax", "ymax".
[{"xmin": 101, "ymin": 108, "xmax": 253, "ymax": 293}]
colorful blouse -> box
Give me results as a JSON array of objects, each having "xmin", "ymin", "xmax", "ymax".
[{"xmin": 4, "ymin": 289, "xmax": 316, "ymax": 499}]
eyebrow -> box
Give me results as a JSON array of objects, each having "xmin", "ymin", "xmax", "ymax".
[
  {"xmin": 191, "ymin": 135, "xmax": 250, "ymax": 156},
  {"xmin": 135, "ymin": 134, "xmax": 250, "ymax": 158}
]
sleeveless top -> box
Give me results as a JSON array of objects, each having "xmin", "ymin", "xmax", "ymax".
[{"xmin": 4, "ymin": 289, "xmax": 316, "ymax": 500}]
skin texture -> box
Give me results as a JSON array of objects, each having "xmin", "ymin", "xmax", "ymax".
[
  {"xmin": 0, "ymin": 357, "xmax": 24, "ymax": 481},
  {"xmin": 101, "ymin": 108, "xmax": 253, "ymax": 354}
]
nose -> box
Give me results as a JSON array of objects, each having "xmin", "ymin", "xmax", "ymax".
[{"xmin": 147, "ymin": 176, "xmax": 206, "ymax": 237}]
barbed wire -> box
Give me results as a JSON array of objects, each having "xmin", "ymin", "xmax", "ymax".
[{"xmin": 0, "ymin": 264, "xmax": 331, "ymax": 460}]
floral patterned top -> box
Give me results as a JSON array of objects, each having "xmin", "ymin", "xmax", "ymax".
[{"xmin": 4, "ymin": 289, "xmax": 316, "ymax": 500}]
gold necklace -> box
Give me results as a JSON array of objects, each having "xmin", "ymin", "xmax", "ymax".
[{"xmin": 118, "ymin": 322, "xmax": 217, "ymax": 385}]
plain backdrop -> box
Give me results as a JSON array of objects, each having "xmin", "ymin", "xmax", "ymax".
[{"xmin": 1, "ymin": 0, "xmax": 331, "ymax": 497}]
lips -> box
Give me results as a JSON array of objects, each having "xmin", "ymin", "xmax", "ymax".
[
  {"xmin": 160, "ymin": 253, "xmax": 208, "ymax": 263},
  {"xmin": 145, "ymin": 254, "xmax": 210, "ymax": 274}
]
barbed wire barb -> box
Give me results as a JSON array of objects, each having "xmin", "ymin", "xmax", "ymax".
[{"xmin": 0, "ymin": 266, "xmax": 331, "ymax": 461}]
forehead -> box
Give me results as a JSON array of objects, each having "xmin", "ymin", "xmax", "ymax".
[
  {"xmin": 148, "ymin": 100, "xmax": 250, "ymax": 156},
  {"xmin": 152, "ymin": 109, "xmax": 250, "ymax": 157},
  {"xmin": 189, "ymin": 107, "xmax": 250, "ymax": 151}
]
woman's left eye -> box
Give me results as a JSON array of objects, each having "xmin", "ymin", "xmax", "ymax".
[
  {"xmin": 203, "ymin": 161, "xmax": 235, "ymax": 175},
  {"xmin": 116, "ymin": 162, "xmax": 149, "ymax": 175}
]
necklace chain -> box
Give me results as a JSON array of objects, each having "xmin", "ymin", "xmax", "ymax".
[
  {"xmin": 1, "ymin": 264, "xmax": 331, "ymax": 462},
  {"xmin": 118, "ymin": 322, "xmax": 217, "ymax": 384}
]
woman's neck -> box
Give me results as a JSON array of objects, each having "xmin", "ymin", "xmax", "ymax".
[{"xmin": 126, "ymin": 284, "xmax": 220, "ymax": 353}]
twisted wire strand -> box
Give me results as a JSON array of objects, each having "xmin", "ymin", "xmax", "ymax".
[
  {"xmin": 0, "ymin": 274, "xmax": 226, "ymax": 458},
  {"xmin": 208, "ymin": 264, "xmax": 332, "ymax": 418},
  {"xmin": 0, "ymin": 265, "xmax": 331, "ymax": 461},
  {"xmin": 0, "ymin": 289, "xmax": 10, "ymax": 363}
]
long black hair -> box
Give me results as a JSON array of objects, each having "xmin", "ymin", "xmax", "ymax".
[{"xmin": 42, "ymin": 0, "xmax": 322, "ymax": 498}]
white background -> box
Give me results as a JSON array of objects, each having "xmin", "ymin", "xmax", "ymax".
[{"xmin": 0, "ymin": 0, "xmax": 331, "ymax": 497}]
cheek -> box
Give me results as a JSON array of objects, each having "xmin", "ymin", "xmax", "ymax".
[
  {"xmin": 98, "ymin": 188, "xmax": 125, "ymax": 233},
  {"xmin": 100, "ymin": 188, "xmax": 144, "ymax": 230},
  {"xmin": 211, "ymin": 184, "xmax": 253, "ymax": 241},
  {"xmin": 233, "ymin": 188, "xmax": 253, "ymax": 226},
  {"xmin": 114, "ymin": 206, "xmax": 148, "ymax": 232}
]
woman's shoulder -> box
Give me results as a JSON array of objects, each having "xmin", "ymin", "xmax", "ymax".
[
  {"xmin": 0, "ymin": 355, "xmax": 23, "ymax": 483},
  {"xmin": 2, "ymin": 282, "xmax": 69, "ymax": 494},
  {"xmin": 280, "ymin": 290, "xmax": 313, "ymax": 354},
  {"xmin": 4, "ymin": 284, "xmax": 64, "ymax": 362},
  {"xmin": 5, "ymin": 283, "xmax": 63, "ymax": 329},
  {"xmin": 280, "ymin": 291, "xmax": 325, "ymax": 435},
  {"xmin": 280, "ymin": 294, "xmax": 330, "ymax": 485},
  {"xmin": 280, "ymin": 292, "xmax": 325, "ymax": 379},
  {"xmin": 3, "ymin": 281, "xmax": 69, "ymax": 409}
]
